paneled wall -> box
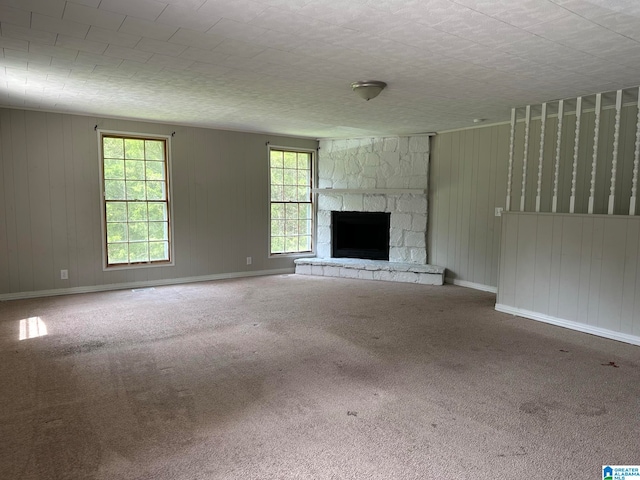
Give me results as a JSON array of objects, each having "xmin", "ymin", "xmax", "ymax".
[
  {"xmin": 429, "ymin": 102, "xmax": 640, "ymax": 291},
  {"xmin": 0, "ymin": 108, "xmax": 317, "ymax": 297},
  {"xmin": 497, "ymin": 212, "xmax": 640, "ymax": 345},
  {"xmin": 428, "ymin": 124, "xmax": 510, "ymax": 290}
]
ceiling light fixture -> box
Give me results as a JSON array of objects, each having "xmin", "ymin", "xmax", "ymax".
[{"xmin": 351, "ymin": 80, "xmax": 387, "ymax": 101}]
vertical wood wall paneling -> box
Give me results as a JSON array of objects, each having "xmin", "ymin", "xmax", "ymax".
[
  {"xmin": 570, "ymin": 97, "xmax": 582, "ymax": 213},
  {"xmin": 12, "ymin": 110, "xmax": 35, "ymax": 292},
  {"xmin": 576, "ymin": 216, "xmax": 594, "ymax": 323},
  {"xmin": 608, "ymin": 90, "xmax": 623, "ymax": 214},
  {"xmin": 552, "ymin": 100, "xmax": 564, "ymax": 212},
  {"xmin": 621, "ymin": 218, "xmax": 638, "ymax": 333},
  {"xmin": 547, "ymin": 215, "xmax": 564, "ymax": 318},
  {"xmin": 631, "ymin": 87, "xmax": 640, "ymax": 215},
  {"xmin": 506, "ymin": 107, "xmax": 516, "ymax": 211},
  {"xmin": 598, "ymin": 217, "xmax": 627, "ymax": 331},
  {"xmin": 532, "ymin": 214, "xmax": 554, "ymax": 314},
  {"xmin": 588, "ymin": 93, "xmax": 602, "ymax": 214},
  {"xmin": 46, "ymin": 113, "xmax": 70, "ymax": 290},
  {"xmin": 492, "ymin": 125, "xmax": 509, "ymax": 285},
  {"xmin": 447, "ymin": 132, "xmax": 460, "ymax": 274},
  {"xmin": 458, "ymin": 130, "xmax": 472, "ymax": 279},
  {"xmin": 536, "ymin": 103, "xmax": 547, "ymax": 212},
  {"xmin": 557, "ymin": 216, "xmax": 582, "ymax": 321},
  {"xmin": 520, "ymin": 105, "xmax": 531, "ymax": 211},
  {"xmin": 0, "ymin": 123, "xmax": 5, "ymax": 291},
  {"xmin": 0, "ymin": 110, "xmax": 14, "ymax": 292},
  {"xmin": 498, "ymin": 213, "xmax": 640, "ymax": 345},
  {"xmin": 586, "ymin": 217, "xmax": 605, "ymax": 326},
  {"xmin": 61, "ymin": 115, "xmax": 79, "ymax": 287}
]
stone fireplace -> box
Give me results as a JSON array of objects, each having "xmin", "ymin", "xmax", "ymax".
[
  {"xmin": 294, "ymin": 134, "xmax": 444, "ymax": 285},
  {"xmin": 316, "ymin": 135, "xmax": 430, "ymax": 265}
]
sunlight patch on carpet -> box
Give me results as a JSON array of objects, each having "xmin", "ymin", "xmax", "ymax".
[{"xmin": 19, "ymin": 316, "xmax": 47, "ymax": 340}]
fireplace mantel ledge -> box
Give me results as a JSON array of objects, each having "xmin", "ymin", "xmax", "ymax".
[{"xmin": 312, "ymin": 188, "xmax": 426, "ymax": 195}]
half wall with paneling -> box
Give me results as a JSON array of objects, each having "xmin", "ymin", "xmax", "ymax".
[{"xmin": 496, "ymin": 86, "xmax": 640, "ymax": 345}]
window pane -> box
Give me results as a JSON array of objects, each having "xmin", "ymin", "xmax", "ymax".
[
  {"xmin": 106, "ymin": 202, "xmax": 127, "ymax": 222},
  {"xmin": 270, "ymin": 150, "xmax": 283, "ymax": 168},
  {"xmin": 149, "ymin": 241, "xmax": 169, "ymax": 261},
  {"xmin": 105, "ymin": 180, "xmax": 126, "ymax": 200},
  {"xmin": 285, "ymin": 236, "xmax": 298, "ymax": 252},
  {"xmin": 106, "ymin": 222, "xmax": 127, "ymax": 243},
  {"xmin": 299, "ymin": 219, "xmax": 311, "ymax": 235},
  {"xmin": 297, "ymin": 153, "xmax": 310, "ymax": 170},
  {"xmin": 299, "ymin": 235, "xmax": 311, "ymax": 251},
  {"xmin": 107, "ymin": 243, "xmax": 128, "ymax": 264},
  {"xmin": 104, "ymin": 159, "xmax": 125, "ymax": 179},
  {"xmin": 285, "ymin": 203, "xmax": 299, "ymax": 219},
  {"xmin": 271, "ymin": 237, "xmax": 284, "ymax": 253},
  {"xmin": 124, "ymin": 139, "xmax": 145, "ymax": 159},
  {"xmin": 300, "ymin": 204, "xmax": 312, "ymax": 220},
  {"xmin": 126, "ymin": 181, "xmax": 146, "ymax": 200},
  {"xmin": 127, "ymin": 203, "xmax": 148, "ymax": 222},
  {"xmin": 283, "ymin": 185, "xmax": 297, "ymax": 202},
  {"xmin": 125, "ymin": 160, "xmax": 145, "ymax": 180},
  {"xmin": 128, "ymin": 222, "xmax": 148, "ymax": 242},
  {"xmin": 297, "ymin": 169, "xmax": 309, "ymax": 186},
  {"xmin": 129, "ymin": 242, "xmax": 149, "ymax": 263},
  {"xmin": 297, "ymin": 186, "xmax": 309, "ymax": 201},
  {"xmin": 146, "ymin": 181, "xmax": 165, "ymax": 200},
  {"xmin": 103, "ymin": 137, "xmax": 124, "ymax": 159},
  {"xmin": 271, "ymin": 203, "xmax": 284, "ymax": 219},
  {"xmin": 145, "ymin": 140, "xmax": 164, "ymax": 161},
  {"xmin": 283, "ymin": 169, "xmax": 296, "ymax": 185},
  {"xmin": 270, "ymin": 167, "xmax": 283, "ymax": 185},
  {"xmin": 271, "ymin": 220, "xmax": 284, "ymax": 236},
  {"xmin": 148, "ymin": 203, "xmax": 167, "ymax": 221},
  {"xmin": 146, "ymin": 161, "xmax": 165, "ymax": 180},
  {"xmin": 270, "ymin": 185, "xmax": 283, "ymax": 202},
  {"xmin": 149, "ymin": 222, "xmax": 168, "ymax": 241},
  {"xmin": 283, "ymin": 152, "xmax": 296, "ymax": 168},
  {"xmin": 285, "ymin": 219, "xmax": 298, "ymax": 235}
]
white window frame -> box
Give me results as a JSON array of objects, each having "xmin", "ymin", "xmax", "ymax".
[
  {"xmin": 268, "ymin": 145, "xmax": 316, "ymax": 258},
  {"xmin": 98, "ymin": 129, "xmax": 175, "ymax": 270}
]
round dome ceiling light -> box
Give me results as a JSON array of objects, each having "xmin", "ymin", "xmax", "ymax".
[{"xmin": 351, "ymin": 80, "xmax": 387, "ymax": 101}]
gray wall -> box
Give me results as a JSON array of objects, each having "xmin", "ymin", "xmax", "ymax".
[
  {"xmin": 429, "ymin": 103, "xmax": 640, "ymax": 290},
  {"xmin": 428, "ymin": 124, "xmax": 510, "ymax": 290},
  {"xmin": 497, "ymin": 212, "xmax": 640, "ymax": 344},
  {"xmin": 0, "ymin": 108, "xmax": 317, "ymax": 296}
]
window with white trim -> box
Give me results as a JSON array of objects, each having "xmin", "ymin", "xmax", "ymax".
[
  {"xmin": 100, "ymin": 133, "xmax": 172, "ymax": 267},
  {"xmin": 269, "ymin": 148, "xmax": 313, "ymax": 255}
]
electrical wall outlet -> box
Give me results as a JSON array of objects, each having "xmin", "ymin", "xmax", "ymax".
[
  {"xmin": 246, "ymin": 257, "xmax": 252, "ymax": 265},
  {"xmin": 60, "ymin": 269, "xmax": 68, "ymax": 280},
  {"xmin": 495, "ymin": 207, "xmax": 503, "ymax": 217}
]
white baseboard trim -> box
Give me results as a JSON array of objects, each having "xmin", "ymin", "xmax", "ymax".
[
  {"xmin": 445, "ymin": 277, "xmax": 497, "ymax": 293},
  {"xmin": 495, "ymin": 303, "xmax": 640, "ymax": 347},
  {"xmin": 0, "ymin": 268, "xmax": 295, "ymax": 301}
]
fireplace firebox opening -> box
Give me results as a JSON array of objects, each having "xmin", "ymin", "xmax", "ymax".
[{"xmin": 331, "ymin": 211, "xmax": 390, "ymax": 260}]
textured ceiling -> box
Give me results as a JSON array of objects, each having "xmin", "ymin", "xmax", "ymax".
[{"xmin": 1, "ymin": 0, "xmax": 640, "ymax": 138}]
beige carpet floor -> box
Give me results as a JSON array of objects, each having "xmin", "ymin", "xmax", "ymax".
[{"xmin": 0, "ymin": 274, "xmax": 638, "ymax": 479}]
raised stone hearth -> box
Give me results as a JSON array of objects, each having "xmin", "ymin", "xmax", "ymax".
[{"xmin": 294, "ymin": 258, "xmax": 444, "ymax": 285}]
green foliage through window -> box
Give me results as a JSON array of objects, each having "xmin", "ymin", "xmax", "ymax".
[
  {"xmin": 102, "ymin": 134, "xmax": 171, "ymax": 266},
  {"xmin": 270, "ymin": 148, "xmax": 313, "ymax": 255}
]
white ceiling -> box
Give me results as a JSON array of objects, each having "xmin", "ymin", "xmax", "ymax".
[{"xmin": 1, "ymin": 0, "xmax": 640, "ymax": 138}]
